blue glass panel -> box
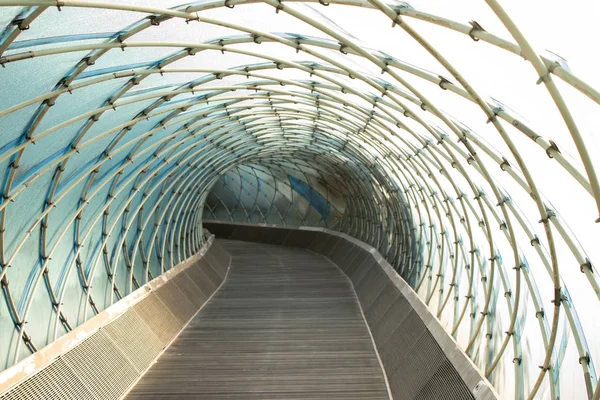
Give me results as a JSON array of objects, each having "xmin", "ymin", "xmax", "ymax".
[{"xmin": 288, "ymin": 175, "xmax": 330, "ymax": 220}]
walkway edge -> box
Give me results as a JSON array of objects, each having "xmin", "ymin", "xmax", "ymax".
[
  {"xmin": 315, "ymin": 249, "xmax": 394, "ymax": 400},
  {"xmin": 119, "ymin": 245, "xmax": 233, "ymax": 399}
]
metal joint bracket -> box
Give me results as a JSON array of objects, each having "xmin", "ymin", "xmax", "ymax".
[
  {"xmin": 224, "ymin": 0, "xmax": 235, "ymax": 8},
  {"xmin": 513, "ymin": 263, "xmax": 524, "ymax": 271},
  {"xmin": 11, "ymin": 18, "xmax": 30, "ymax": 31},
  {"xmin": 438, "ymin": 75, "xmax": 452, "ymax": 90},
  {"xmin": 536, "ymin": 72, "xmax": 551, "ymax": 85},
  {"xmin": 538, "ymin": 209, "xmax": 556, "ymax": 224},
  {"xmin": 381, "ymin": 59, "xmax": 389, "ymax": 75},
  {"xmin": 43, "ymin": 98, "xmax": 56, "ymax": 107},
  {"xmin": 185, "ymin": 12, "xmax": 199, "ymax": 24},
  {"xmin": 275, "ymin": 0, "xmax": 284, "ymax": 13},
  {"xmin": 468, "ymin": 20, "xmax": 485, "ymax": 41},
  {"xmin": 500, "ymin": 157, "xmax": 511, "ymax": 171},
  {"xmin": 551, "ymin": 288, "xmax": 563, "ymax": 306},
  {"xmin": 391, "ymin": 12, "xmax": 402, "ymax": 28},
  {"xmin": 580, "ymin": 259, "xmax": 593, "ymax": 274},
  {"xmin": 486, "ymin": 107, "xmax": 501, "ymax": 124},
  {"xmin": 497, "ymin": 197, "xmax": 510, "ymax": 206},
  {"xmin": 149, "ymin": 15, "xmax": 160, "ymax": 26},
  {"xmin": 339, "ymin": 42, "xmax": 348, "ymax": 54},
  {"xmin": 545, "ymin": 140, "xmax": 560, "ymax": 158}
]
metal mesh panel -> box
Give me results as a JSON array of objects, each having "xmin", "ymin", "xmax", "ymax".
[
  {"xmin": 338, "ymin": 246, "xmax": 363, "ymax": 272},
  {"xmin": 172, "ymin": 272, "xmax": 207, "ymax": 309},
  {"xmin": 0, "ymin": 358, "xmax": 93, "ymax": 400},
  {"xmin": 344, "ymin": 251, "xmax": 371, "ymax": 280},
  {"xmin": 356, "ymin": 268, "xmax": 389, "ymax": 310},
  {"xmin": 414, "ymin": 360, "xmax": 475, "ymax": 400},
  {"xmin": 203, "ymin": 248, "xmax": 229, "ymax": 279},
  {"xmin": 132, "ymin": 292, "xmax": 182, "ymax": 345},
  {"xmin": 368, "ymin": 294, "xmax": 412, "ymax": 349},
  {"xmin": 354, "ymin": 264, "xmax": 385, "ymax": 300},
  {"xmin": 196, "ymin": 258, "xmax": 225, "ymax": 290},
  {"xmin": 348, "ymin": 258, "xmax": 377, "ymax": 287},
  {"xmin": 207, "ymin": 241, "xmax": 232, "ymax": 271},
  {"xmin": 184, "ymin": 264, "xmax": 215, "ymax": 299},
  {"xmin": 388, "ymin": 329, "xmax": 449, "ymax": 399},
  {"xmin": 103, "ymin": 309, "xmax": 163, "ymax": 373},
  {"xmin": 364, "ymin": 282, "xmax": 400, "ymax": 326},
  {"xmin": 154, "ymin": 281, "xmax": 197, "ymax": 325},
  {"xmin": 61, "ymin": 330, "xmax": 139, "ymax": 400},
  {"xmin": 283, "ymin": 229, "xmax": 317, "ymax": 248}
]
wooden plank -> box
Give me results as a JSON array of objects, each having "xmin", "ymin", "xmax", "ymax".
[{"xmin": 126, "ymin": 240, "xmax": 389, "ymax": 400}]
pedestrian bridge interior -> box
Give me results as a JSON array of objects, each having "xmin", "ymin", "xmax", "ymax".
[{"xmin": 0, "ymin": 1, "xmax": 599, "ymax": 399}]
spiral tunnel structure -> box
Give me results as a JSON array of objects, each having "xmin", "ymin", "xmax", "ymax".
[{"xmin": 1, "ymin": 1, "xmax": 600, "ymax": 398}]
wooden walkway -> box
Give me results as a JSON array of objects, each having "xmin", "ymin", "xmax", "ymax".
[{"xmin": 126, "ymin": 239, "xmax": 389, "ymax": 399}]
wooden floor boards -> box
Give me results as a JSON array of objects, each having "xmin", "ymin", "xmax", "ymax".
[{"xmin": 125, "ymin": 240, "xmax": 390, "ymax": 399}]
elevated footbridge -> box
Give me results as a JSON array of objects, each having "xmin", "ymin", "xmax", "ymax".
[{"xmin": 0, "ymin": 1, "xmax": 600, "ymax": 399}]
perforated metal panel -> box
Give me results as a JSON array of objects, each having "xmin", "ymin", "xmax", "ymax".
[
  {"xmin": 388, "ymin": 329, "xmax": 450, "ymax": 399},
  {"xmin": 0, "ymin": 358, "xmax": 93, "ymax": 400},
  {"xmin": 154, "ymin": 283, "xmax": 197, "ymax": 325},
  {"xmin": 190, "ymin": 261, "xmax": 219, "ymax": 295},
  {"xmin": 356, "ymin": 268, "xmax": 389, "ymax": 310},
  {"xmin": 414, "ymin": 360, "xmax": 475, "ymax": 400},
  {"xmin": 103, "ymin": 309, "xmax": 163, "ymax": 373},
  {"xmin": 203, "ymin": 248, "xmax": 229, "ymax": 279},
  {"xmin": 133, "ymin": 293, "xmax": 182, "ymax": 345},
  {"xmin": 172, "ymin": 272, "xmax": 206, "ymax": 309},
  {"xmin": 184, "ymin": 265, "xmax": 212, "ymax": 299},
  {"xmin": 344, "ymin": 251, "xmax": 371, "ymax": 280},
  {"xmin": 61, "ymin": 331, "xmax": 139, "ymax": 400},
  {"xmin": 196, "ymin": 259, "xmax": 223, "ymax": 290},
  {"xmin": 206, "ymin": 241, "xmax": 232, "ymax": 272},
  {"xmin": 364, "ymin": 282, "xmax": 400, "ymax": 326},
  {"xmin": 355, "ymin": 264, "xmax": 383, "ymax": 294},
  {"xmin": 338, "ymin": 246, "xmax": 363, "ymax": 272},
  {"xmin": 350, "ymin": 258, "xmax": 378, "ymax": 287},
  {"xmin": 282, "ymin": 229, "xmax": 316, "ymax": 248}
]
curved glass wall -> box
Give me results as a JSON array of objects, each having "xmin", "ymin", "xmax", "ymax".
[{"xmin": 0, "ymin": 1, "xmax": 599, "ymax": 399}]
